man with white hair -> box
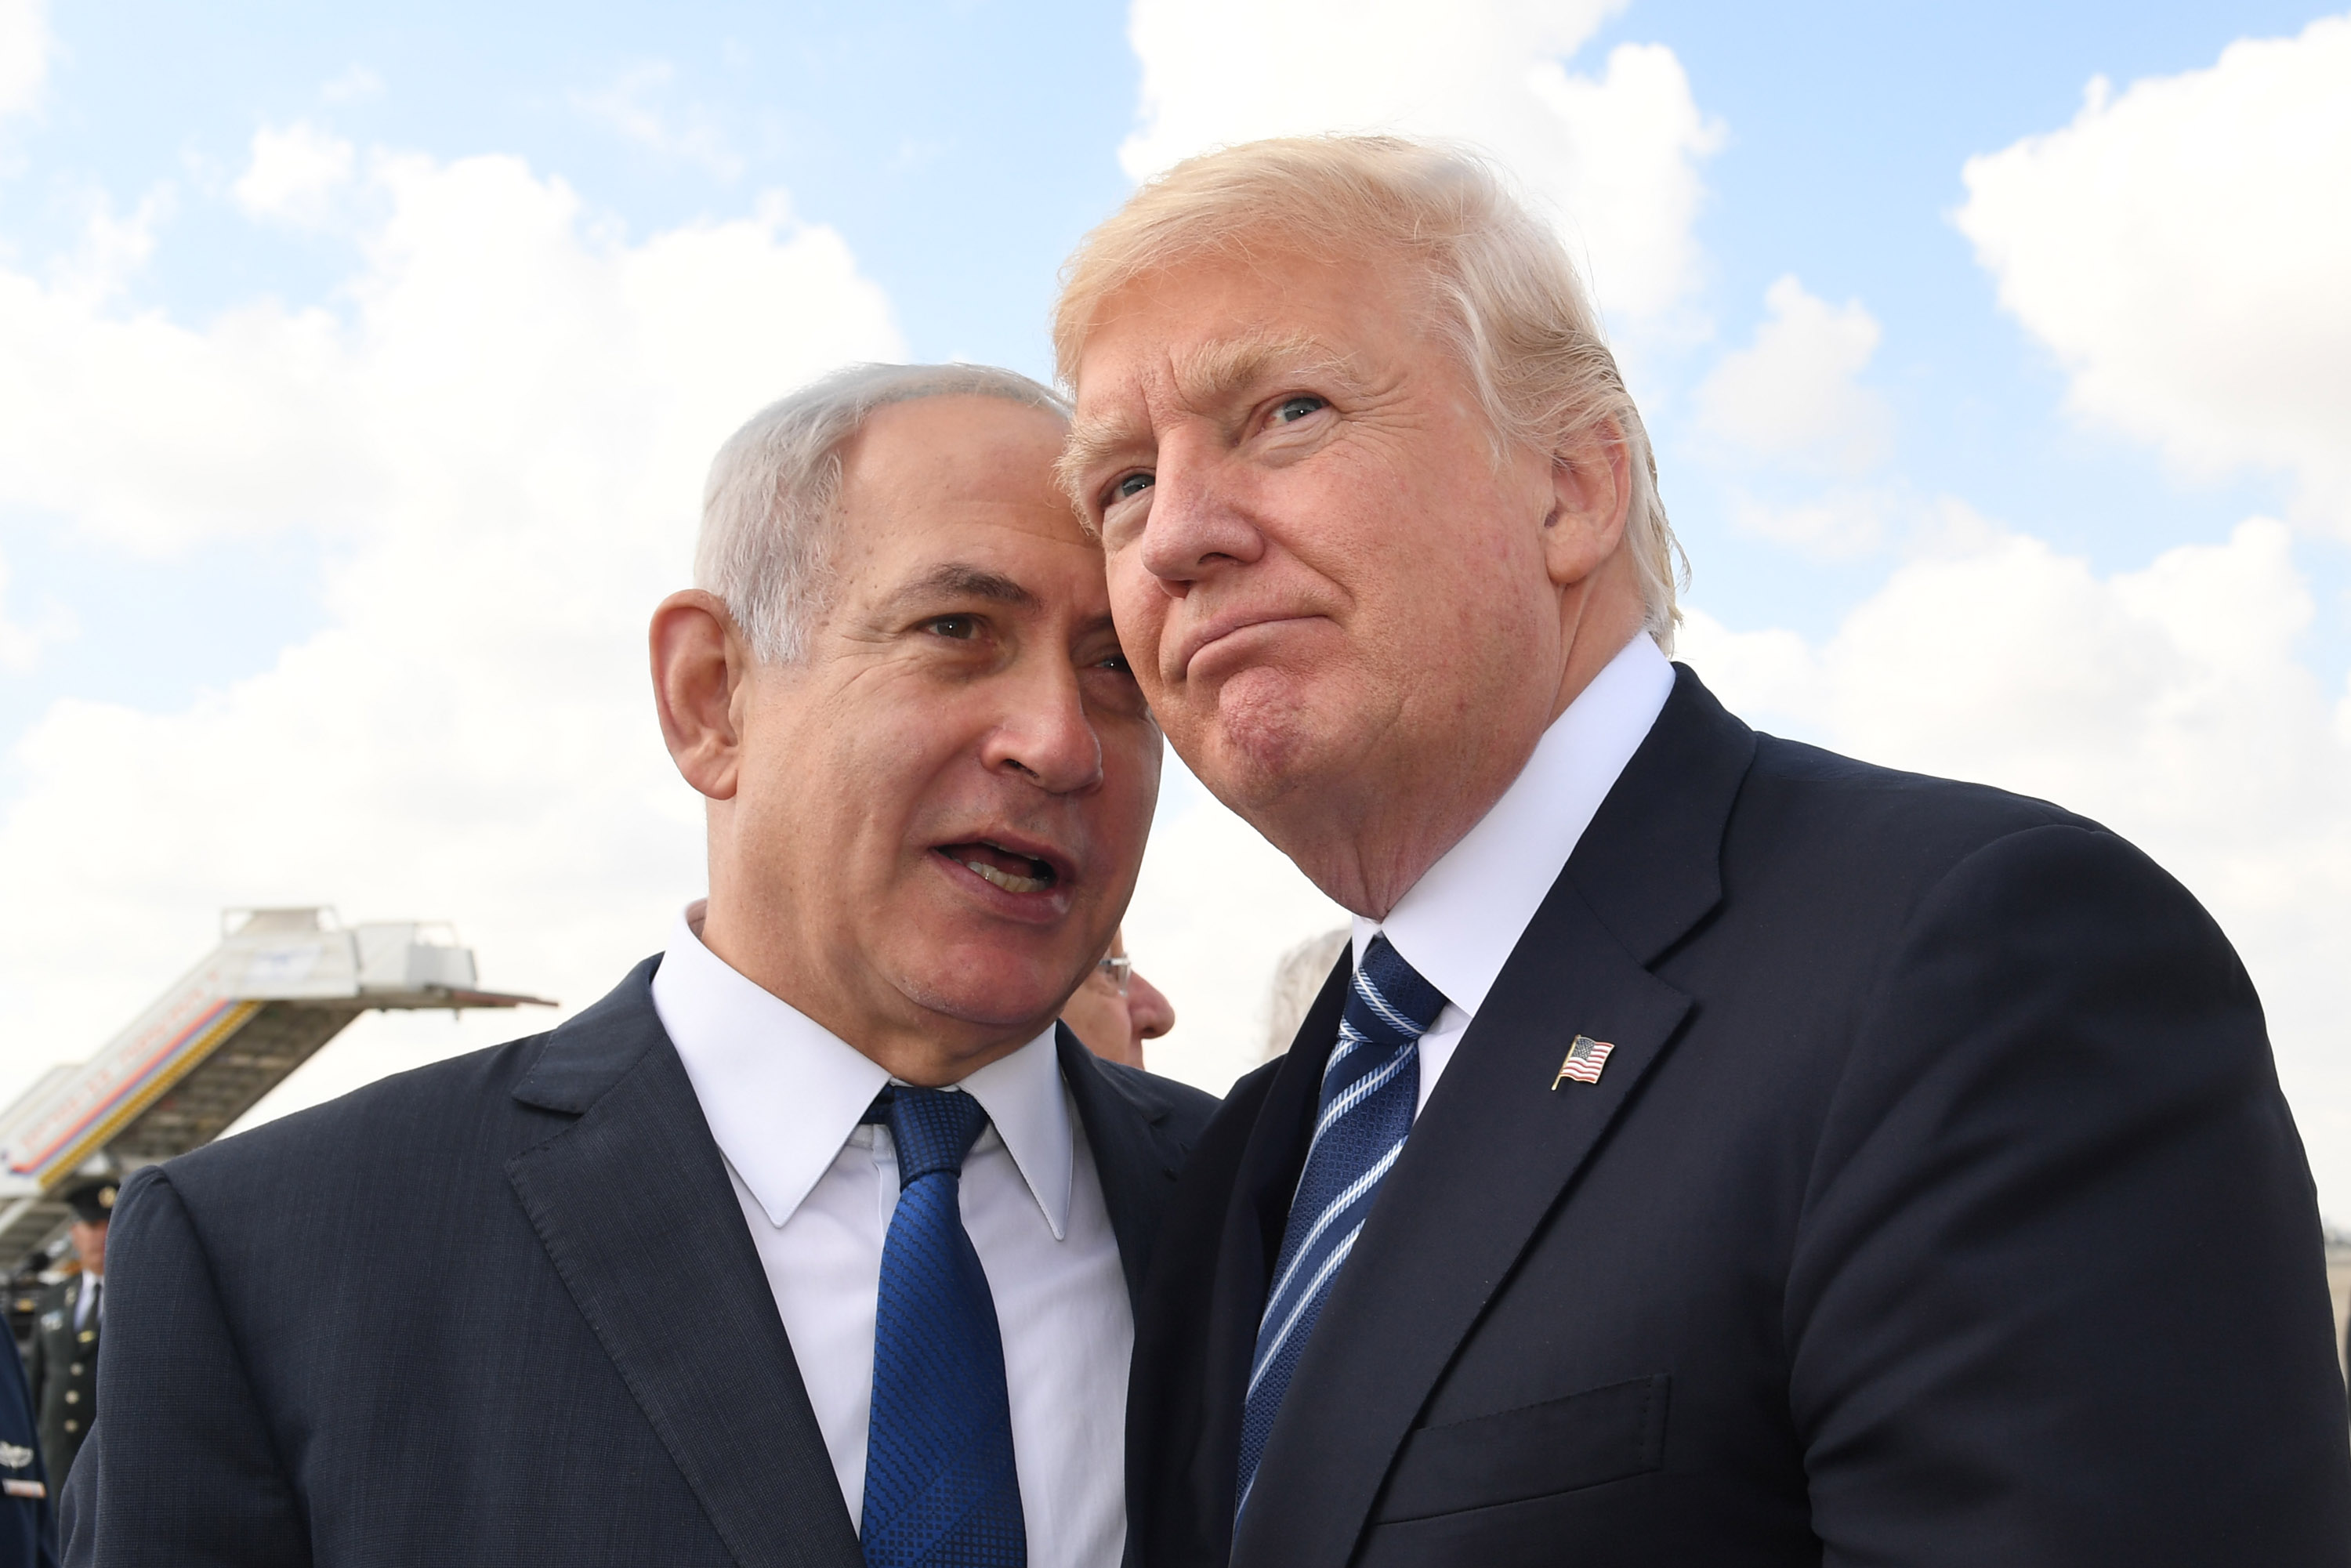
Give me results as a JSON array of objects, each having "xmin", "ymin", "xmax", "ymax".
[
  {"xmin": 66, "ymin": 364, "xmax": 1215, "ymax": 1567},
  {"xmin": 1056, "ymin": 136, "xmax": 2349, "ymax": 1566}
]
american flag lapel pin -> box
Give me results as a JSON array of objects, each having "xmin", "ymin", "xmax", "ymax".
[{"xmin": 1552, "ymin": 1034, "xmax": 1616, "ymax": 1089}]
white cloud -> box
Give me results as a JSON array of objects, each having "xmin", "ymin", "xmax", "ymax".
[
  {"xmin": 1957, "ymin": 14, "xmax": 2351, "ymax": 532},
  {"xmin": 0, "ymin": 545, "xmax": 73, "ymax": 672},
  {"xmin": 0, "ymin": 0, "xmax": 48, "ymax": 120},
  {"xmin": 319, "ymin": 66, "xmax": 384, "ymax": 107},
  {"xmin": 233, "ymin": 122, "xmax": 357, "ymax": 228},
  {"xmin": 0, "ymin": 148, "xmax": 903, "ymax": 1114},
  {"xmin": 1680, "ymin": 514, "xmax": 2351, "ymax": 1215},
  {"xmin": 1697, "ymin": 274, "xmax": 1893, "ymax": 474},
  {"xmin": 0, "ymin": 201, "xmax": 366, "ymax": 552},
  {"xmin": 42, "ymin": 182, "xmax": 172, "ymax": 302},
  {"xmin": 1726, "ymin": 487, "xmax": 1888, "ymax": 559},
  {"xmin": 1118, "ymin": 0, "xmax": 1722, "ymax": 323},
  {"xmin": 575, "ymin": 62, "xmax": 744, "ymax": 181}
]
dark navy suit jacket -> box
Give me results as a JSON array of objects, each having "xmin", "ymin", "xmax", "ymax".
[
  {"xmin": 0, "ymin": 1303, "xmax": 56, "ymax": 1568},
  {"xmin": 61, "ymin": 961, "xmax": 1215, "ymax": 1566},
  {"xmin": 1128, "ymin": 666, "xmax": 2351, "ymax": 1567}
]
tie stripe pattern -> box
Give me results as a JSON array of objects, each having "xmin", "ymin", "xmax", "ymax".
[
  {"xmin": 1236, "ymin": 935, "xmax": 1447, "ymax": 1518},
  {"xmin": 861, "ymin": 1087, "xmax": 1027, "ymax": 1568}
]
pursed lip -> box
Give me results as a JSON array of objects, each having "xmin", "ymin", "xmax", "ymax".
[{"xmin": 1171, "ymin": 606, "xmax": 1322, "ymax": 682}]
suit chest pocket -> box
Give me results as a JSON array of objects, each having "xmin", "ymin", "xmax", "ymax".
[{"xmin": 1371, "ymin": 1373, "xmax": 1670, "ymax": 1523}]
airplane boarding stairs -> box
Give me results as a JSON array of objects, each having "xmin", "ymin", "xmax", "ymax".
[{"xmin": 0, "ymin": 907, "xmax": 552, "ymax": 1270}]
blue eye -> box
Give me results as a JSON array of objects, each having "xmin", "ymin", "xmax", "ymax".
[
  {"xmin": 1113, "ymin": 472, "xmax": 1154, "ymax": 501},
  {"xmin": 1272, "ymin": 395, "xmax": 1326, "ymax": 424}
]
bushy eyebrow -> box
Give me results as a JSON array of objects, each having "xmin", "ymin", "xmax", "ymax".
[
  {"xmin": 1174, "ymin": 331, "xmax": 1357, "ymax": 411},
  {"xmin": 1056, "ymin": 331, "xmax": 1361, "ymax": 508},
  {"xmin": 887, "ymin": 562, "xmax": 1038, "ymax": 611}
]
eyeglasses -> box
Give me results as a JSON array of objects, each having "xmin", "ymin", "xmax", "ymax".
[{"xmin": 1095, "ymin": 954, "xmax": 1133, "ymax": 993}]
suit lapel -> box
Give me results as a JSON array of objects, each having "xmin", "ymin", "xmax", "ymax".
[
  {"xmin": 1230, "ymin": 667, "xmax": 1757, "ymax": 1568},
  {"xmin": 505, "ymin": 964, "xmax": 863, "ymax": 1568},
  {"xmin": 1173, "ymin": 956, "xmax": 1356, "ymax": 1558},
  {"xmin": 1057, "ymin": 1027, "xmax": 1186, "ymax": 1309}
]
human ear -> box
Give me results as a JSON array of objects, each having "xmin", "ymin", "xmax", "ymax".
[
  {"xmin": 1540, "ymin": 419, "xmax": 1633, "ymax": 589},
  {"xmin": 650, "ymin": 589, "xmax": 749, "ymax": 801}
]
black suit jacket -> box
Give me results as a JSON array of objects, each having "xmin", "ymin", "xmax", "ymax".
[
  {"xmin": 61, "ymin": 960, "xmax": 1216, "ymax": 1567},
  {"xmin": 1129, "ymin": 667, "xmax": 2350, "ymax": 1567},
  {"xmin": 0, "ymin": 1286, "xmax": 58, "ymax": 1567}
]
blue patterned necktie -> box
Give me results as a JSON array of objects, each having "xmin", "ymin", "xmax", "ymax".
[
  {"xmin": 860, "ymin": 1087, "xmax": 1026, "ymax": 1568},
  {"xmin": 1236, "ymin": 934, "xmax": 1447, "ymax": 1517}
]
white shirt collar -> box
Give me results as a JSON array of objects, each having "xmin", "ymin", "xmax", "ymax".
[
  {"xmin": 650, "ymin": 907, "xmax": 1075, "ymax": 1240},
  {"xmin": 1353, "ymin": 633, "xmax": 1675, "ymax": 1018}
]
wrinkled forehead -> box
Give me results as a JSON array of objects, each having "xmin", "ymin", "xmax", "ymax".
[
  {"xmin": 842, "ymin": 393, "xmax": 1069, "ymax": 495},
  {"xmin": 831, "ymin": 418, "xmax": 1111, "ymax": 617},
  {"xmin": 835, "ymin": 393, "xmax": 1077, "ymax": 523},
  {"xmin": 1066, "ymin": 324, "xmax": 1361, "ymax": 448}
]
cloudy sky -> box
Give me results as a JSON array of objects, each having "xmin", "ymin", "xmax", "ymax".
[{"xmin": 2, "ymin": 2, "xmax": 2346, "ymax": 1211}]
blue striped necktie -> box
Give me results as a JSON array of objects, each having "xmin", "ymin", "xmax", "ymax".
[
  {"xmin": 1237, "ymin": 934, "xmax": 1447, "ymax": 1517},
  {"xmin": 860, "ymin": 1087, "xmax": 1026, "ymax": 1568}
]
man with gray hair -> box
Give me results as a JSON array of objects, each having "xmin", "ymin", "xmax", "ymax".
[
  {"xmin": 1057, "ymin": 136, "xmax": 2349, "ymax": 1565},
  {"xmin": 65, "ymin": 363, "xmax": 1215, "ymax": 1568}
]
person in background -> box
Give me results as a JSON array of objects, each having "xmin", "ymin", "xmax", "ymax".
[
  {"xmin": 0, "ymin": 1289, "xmax": 56, "ymax": 1568},
  {"xmin": 1060, "ymin": 929, "xmax": 1176, "ymax": 1068},
  {"xmin": 1257, "ymin": 929, "xmax": 1348, "ymax": 1063},
  {"xmin": 24, "ymin": 1181, "xmax": 110, "ymax": 1495}
]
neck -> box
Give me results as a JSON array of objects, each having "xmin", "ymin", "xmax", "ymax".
[
  {"xmin": 1269, "ymin": 755, "xmax": 1527, "ymax": 920},
  {"xmin": 1270, "ymin": 620, "xmax": 1646, "ymax": 920},
  {"xmin": 692, "ymin": 887, "xmax": 1044, "ymax": 1088}
]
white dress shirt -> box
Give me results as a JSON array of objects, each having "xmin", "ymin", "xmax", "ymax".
[
  {"xmin": 1353, "ymin": 633, "xmax": 1677, "ymax": 1110},
  {"xmin": 651, "ymin": 911, "xmax": 1131, "ymax": 1568}
]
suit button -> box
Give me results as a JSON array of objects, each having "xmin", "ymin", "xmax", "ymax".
[
  {"xmin": 68, "ymin": 1363, "xmax": 82, "ymax": 1374},
  {"xmin": 61, "ymin": 1421, "xmax": 76, "ymax": 1433},
  {"xmin": 63, "ymin": 1392, "xmax": 77, "ymax": 1404}
]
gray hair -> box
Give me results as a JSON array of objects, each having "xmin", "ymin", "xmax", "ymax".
[{"xmin": 695, "ymin": 362, "xmax": 1071, "ymax": 662}]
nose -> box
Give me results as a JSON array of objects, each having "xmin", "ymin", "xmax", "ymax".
[
  {"xmin": 980, "ymin": 657, "xmax": 1103, "ymax": 795},
  {"xmin": 1136, "ymin": 436, "xmax": 1265, "ymax": 588},
  {"xmin": 1126, "ymin": 968, "xmax": 1176, "ymax": 1044}
]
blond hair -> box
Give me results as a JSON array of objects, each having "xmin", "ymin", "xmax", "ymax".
[{"xmin": 1052, "ymin": 135, "xmax": 1683, "ymax": 648}]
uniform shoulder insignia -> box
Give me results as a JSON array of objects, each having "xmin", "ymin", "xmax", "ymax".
[{"xmin": 0, "ymin": 1443, "xmax": 31, "ymax": 1469}]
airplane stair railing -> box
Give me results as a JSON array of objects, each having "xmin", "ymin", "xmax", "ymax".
[{"xmin": 0, "ymin": 907, "xmax": 552, "ymax": 1269}]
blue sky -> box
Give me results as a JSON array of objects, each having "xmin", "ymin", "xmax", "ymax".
[
  {"xmin": 3, "ymin": 1, "xmax": 2348, "ymax": 1207},
  {"xmin": 3, "ymin": 0, "xmax": 2338, "ymax": 737}
]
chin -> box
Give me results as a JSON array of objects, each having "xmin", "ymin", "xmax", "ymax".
[
  {"xmin": 1190, "ymin": 672, "xmax": 1336, "ymax": 813},
  {"xmin": 893, "ymin": 950, "xmax": 1073, "ymax": 1037}
]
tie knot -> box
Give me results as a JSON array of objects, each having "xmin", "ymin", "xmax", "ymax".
[
  {"xmin": 1352, "ymin": 934, "xmax": 1447, "ymax": 1040},
  {"xmin": 881, "ymin": 1086, "xmax": 990, "ymax": 1183}
]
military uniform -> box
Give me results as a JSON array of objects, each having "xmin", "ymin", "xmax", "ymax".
[
  {"xmin": 24, "ymin": 1276, "xmax": 97, "ymax": 1490},
  {"xmin": 25, "ymin": 1179, "xmax": 114, "ymax": 1494}
]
